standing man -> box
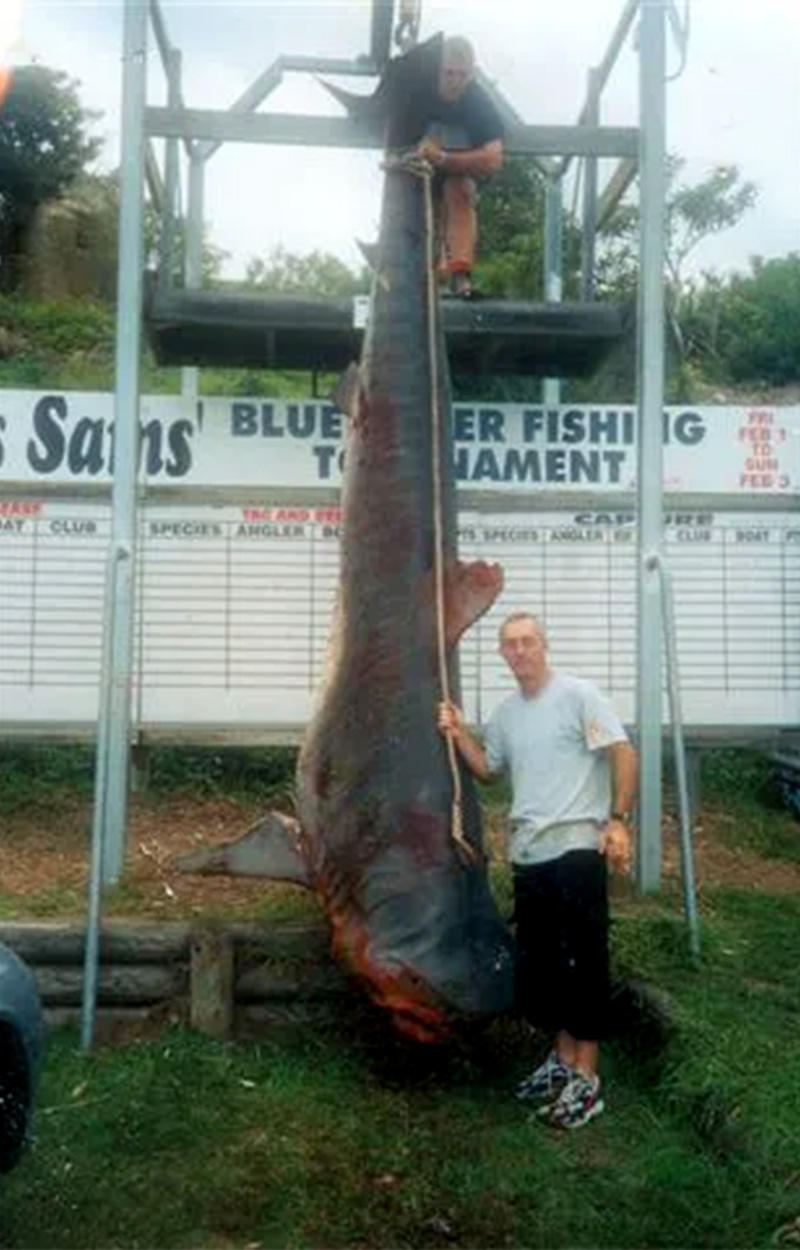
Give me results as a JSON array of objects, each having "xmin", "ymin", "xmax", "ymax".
[
  {"xmin": 438, "ymin": 611, "xmax": 638, "ymax": 1129},
  {"xmin": 412, "ymin": 36, "xmax": 504, "ymax": 297}
]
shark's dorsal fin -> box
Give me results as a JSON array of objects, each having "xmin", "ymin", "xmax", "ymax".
[{"xmin": 174, "ymin": 811, "xmax": 310, "ymax": 887}]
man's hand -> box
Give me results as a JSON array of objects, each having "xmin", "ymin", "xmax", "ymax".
[
  {"xmin": 599, "ymin": 818, "xmax": 633, "ymax": 875},
  {"xmin": 437, "ymin": 701, "xmax": 493, "ymax": 782},
  {"xmin": 416, "ymin": 138, "xmax": 447, "ymax": 168},
  {"xmin": 437, "ymin": 699, "xmax": 464, "ymax": 738}
]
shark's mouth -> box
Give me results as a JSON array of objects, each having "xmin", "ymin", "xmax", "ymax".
[{"xmin": 329, "ymin": 911, "xmax": 450, "ymax": 1045}]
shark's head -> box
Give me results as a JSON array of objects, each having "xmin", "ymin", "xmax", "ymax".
[{"xmin": 320, "ymin": 835, "xmax": 516, "ymax": 1043}]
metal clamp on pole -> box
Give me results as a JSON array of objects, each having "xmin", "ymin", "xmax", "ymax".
[{"xmin": 644, "ymin": 551, "xmax": 701, "ymax": 961}]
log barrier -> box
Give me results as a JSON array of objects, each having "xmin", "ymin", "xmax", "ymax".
[
  {"xmin": 0, "ymin": 920, "xmax": 352, "ymax": 1040},
  {"xmin": 0, "ymin": 922, "xmax": 678, "ymax": 1059}
]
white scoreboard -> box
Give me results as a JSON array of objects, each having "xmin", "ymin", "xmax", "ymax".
[{"xmin": 1, "ymin": 392, "xmax": 799, "ymax": 740}]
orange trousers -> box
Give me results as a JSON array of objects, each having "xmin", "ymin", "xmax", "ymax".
[
  {"xmin": 0, "ymin": 68, "xmax": 13, "ymax": 111},
  {"xmin": 436, "ymin": 175, "xmax": 478, "ymax": 273}
]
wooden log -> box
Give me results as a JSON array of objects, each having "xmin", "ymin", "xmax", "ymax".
[
  {"xmin": 31, "ymin": 963, "xmax": 350, "ymax": 1009},
  {"xmin": 0, "ymin": 922, "xmax": 193, "ymax": 966},
  {"xmin": 0, "ymin": 920, "xmax": 330, "ymax": 967},
  {"xmin": 237, "ymin": 1001, "xmax": 352, "ymax": 1033},
  {"xmin": 43, "ymin": 1004, "xmax": 186, "ymax": 1032},
  {"xmin": 190, "ymin": 928, "xmax": 233, "ymax": 1039},
  {"xmin": 228, "ymin": 921, "xmax": 330, "ymax": 963},
  {"xmin": 46, "ymin": 999, "xmax": 355, "ymax": 1038},
  {"xmin": 32, "ymin": 964, "xmax": 187, "ymax": 1007},
  {"xmin": 235, "ymin": 965, "xmax": 351, "ymax": 1003}
]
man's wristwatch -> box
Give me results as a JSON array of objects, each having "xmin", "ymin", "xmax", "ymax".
[{"xmin": 610, "ymin": 810, "xmax": 633, "ymax": 826}]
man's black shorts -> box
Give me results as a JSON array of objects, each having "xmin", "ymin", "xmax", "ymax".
[{"xmin": 513, "ymin": 848, "xmax": 611, "ymax": 1041}]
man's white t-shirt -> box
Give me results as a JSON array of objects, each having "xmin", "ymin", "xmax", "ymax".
[{"xmin": 484, "ymin": 671, "xmax": 629, "ymax": 866}]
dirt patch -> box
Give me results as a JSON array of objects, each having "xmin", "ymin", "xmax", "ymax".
[
  {"xmin": 1, "ymin": 794, "xmax": 311, "ymax": 920},
  {"xmin": 2, "ymin": 793, "xmax": 798, "ymax": 922},
  {"xmin": 662, "ymin": 810, "xmax": 800, "ymax": 896}
]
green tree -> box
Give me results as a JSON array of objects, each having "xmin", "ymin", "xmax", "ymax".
[
  {"xmin": 475, "ymin": 155, "xmax": 580, "ymax": 300},
  {"xmin": 146, "ymin": 200, "xmax": 229, "ymax": 290},
  {"xmin": 242, "ymin": 245, "xmax": 367, "ymax": 296},
  {"xmin": 597, "ymin": 156, "xmax": 757, "ymax": 348},
  {"xmin": 37, "ymin": 169, "xmax": 230, "ymax": 299},
  {"xmin": 0, "ymin": 65, "xmax": 102, "ymax": 292},
  {"xmin": 684, "ymin": 253, "xmax": 800, "ymax": 386}
]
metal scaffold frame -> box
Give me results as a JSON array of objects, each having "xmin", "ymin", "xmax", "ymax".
[{"xmin": 84, "ymin": 0, "xmax": 682, "ymax": 1045}]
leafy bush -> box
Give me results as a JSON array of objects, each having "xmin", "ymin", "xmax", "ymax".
[
  {"xmin": 0, "ymin": 743, "xmax": 298, "ymax": 815},
  {"xmin": 11, "ymin": 298, "xmax": 114, "ymax": 355},
  {"xmin": 0, "ymin": 743, "xmax": 95, "ymax": 814},
  {"xmin": 0, "ymin": 295, "xmax": 114, "ymax": 356},
  {"xmin": 700, "ymin": 747, "xmax": 780, "ymax": 806},
  {"xmin": 685, "ymin": 254, "xmax": 800, "ymax": 385},
  {"xmin": 0, "ymin": 295, "xmax": 341, "ymax": 396},
  {"xmin": 146, "ymin": 746, "xmax": 297, "ymax": 802}
]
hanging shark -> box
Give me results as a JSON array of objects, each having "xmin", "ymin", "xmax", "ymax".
[{"xmin": 177, "ymin": 37, "xmax": 515, "ymax": 1042}]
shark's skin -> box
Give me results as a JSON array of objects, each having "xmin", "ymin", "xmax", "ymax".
[
  {"xmin": 292, "ymin": 156, "xmax": 514, "ymax": 1043},
  {"xmin": 179, "ymin": 39, "xmax": 516, "ymax": 1041}
]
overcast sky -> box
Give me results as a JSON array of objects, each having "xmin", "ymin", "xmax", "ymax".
[{"xmin": 12, "ymin": 0, "xmax": 800, "ymax": 280}]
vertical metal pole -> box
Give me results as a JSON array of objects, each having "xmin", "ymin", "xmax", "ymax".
[
  {"xmin": 181, "ymin": 153, "xmax": 205, "ymax": 399},
  {"xmin": 543, "ymin": 176, "xmax": 563, "ymax": 406},
  {"xmin": 636, "ymin": 0, "xmax": 667, "ymax": 893},
  {"xmin": 98, "ymin": 0, "xmax": 148, "ymax": 885},
  {"xmin": 370, "ymin": 0, "xmax": 394, "ymax": 66},
  {"xmin": 82, "ymin": 547, "xmax": 124, "ymax": 1048},
  {"xmin": 580, "ymin": 67, "xmax": 600, "ymax": 301},
  {"xmin": 158, "ymin": 46, "xmax": 182, "ymax": 290},
  {"xmin": 655, "ymin": 556, "xmax": 701, "ymax": 960}
]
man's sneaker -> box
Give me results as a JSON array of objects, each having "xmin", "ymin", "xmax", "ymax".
[
  {"xmin": 539, "ymin": 1072, "xmax": 605, "ymax": 1129},
  {"xmin": 515, "ymin": 1050, "xmax": 573, "ymax": 1104}
]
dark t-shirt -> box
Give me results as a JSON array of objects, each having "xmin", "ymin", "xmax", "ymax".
[
  {"xmin": 428, "ymin": 82, "xmax": 505, "ymax": 147},
  {"xmin": 399, "ymin": 80, "xmax": 505, "ymax": 150}
]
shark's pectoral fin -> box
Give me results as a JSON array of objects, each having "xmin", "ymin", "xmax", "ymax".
[
  {"xmin": 331, "ymin": 361, "xmax": 362, "ymax": 419},
  {"xmin": 421, "ymin": 559, "xmax": 505, "ymax": 648},
  {"xmin": 356, "ymin": 238, "xmax": 378, "ymax": 271},
  {"xmin": 445, "ymin": 560, "xmax": 505, "ymax": 646},
  {"xmin": 174, "ymin": 811, "xmax": 311, "ymax": 887},
  {"xmin": 355, "ymin": 243, "xmax": 391, "ymax": 292}
]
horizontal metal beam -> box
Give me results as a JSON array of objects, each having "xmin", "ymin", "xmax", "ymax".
[
  {"xmin": 271, "ymin": 56, "xmax": 378, "ymax": 75},
  {"xmin": 196, "ymin": 58, "xmax": 380, "ymax": 165},
  {"xmin": 145, "ymin": 107, "xmax": 639, "ymax": 157}
]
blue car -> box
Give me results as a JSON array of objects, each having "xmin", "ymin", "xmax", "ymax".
[{"xmin": 0, "ymin": 941, "xmax": 44, "ymax": 1172}]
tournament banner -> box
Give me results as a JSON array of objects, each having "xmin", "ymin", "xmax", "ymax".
[{"xmin": 0, "ymin": 391, "xmax": 798, "ymax": 495}]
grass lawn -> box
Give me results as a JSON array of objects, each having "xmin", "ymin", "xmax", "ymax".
[{"xmin": 1, "ymin": 748, "xmax": 799, "ymax": 1248}]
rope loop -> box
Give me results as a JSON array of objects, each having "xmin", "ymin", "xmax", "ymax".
[{"xmin": 381, "ymin": 150, "xmax": 434, "ymax": 179}]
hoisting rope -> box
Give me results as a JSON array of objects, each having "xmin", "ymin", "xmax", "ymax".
[
  {"xmin": 394, "ymin": 0, "xmax": 421, "ymax": 52},
  {"xmin": 383, "ymin": 149, "xmax": 476, "ymax": 865}
]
